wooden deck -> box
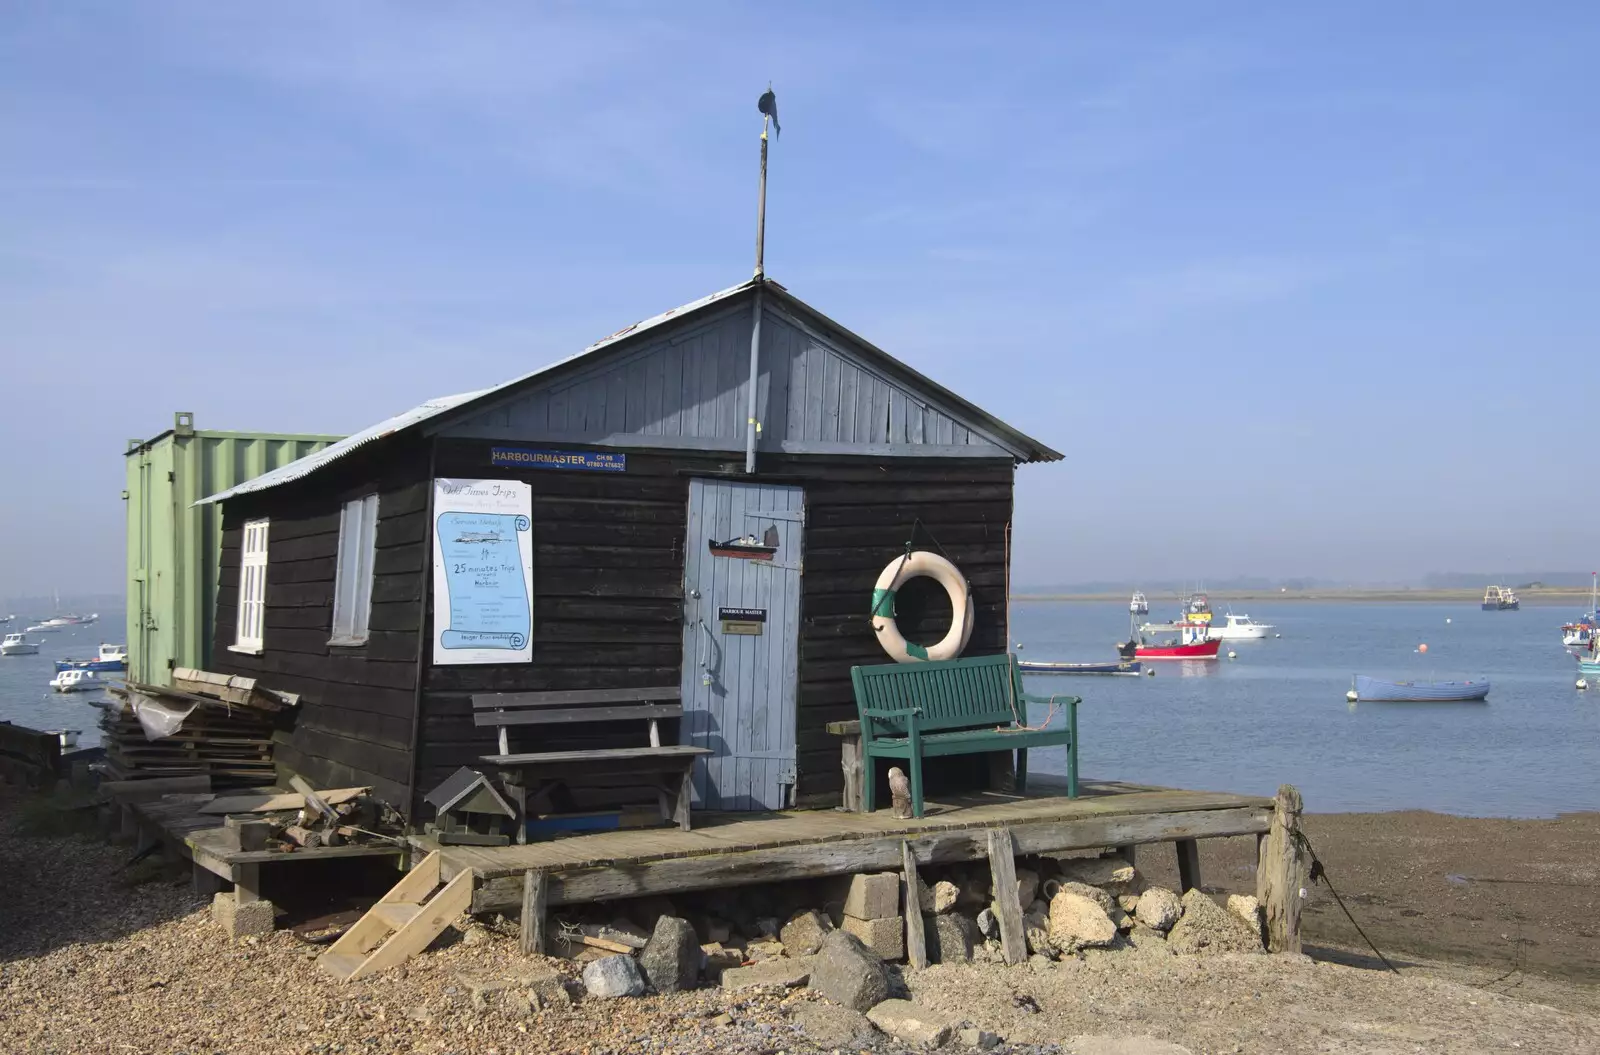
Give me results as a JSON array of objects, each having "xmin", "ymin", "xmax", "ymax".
[{"xmin": 429, "ymin": 779, "xmax": 1276, "ymax": 914}]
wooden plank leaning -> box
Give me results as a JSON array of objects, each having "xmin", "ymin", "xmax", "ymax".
[
  {"xmin": 1255, "ymin": 784, "xmax": 1309, "ymax": 953},
  {"xmin": 985, "ymin": 827, "xmax": 1026, "ymax": 964},
  {"xmin": 901, "ymin": 840, "xmax": 927, "ymax": 969},
  {"xmin": 520, "ymin": 869, "xmax": 547, "ymax": 957}
]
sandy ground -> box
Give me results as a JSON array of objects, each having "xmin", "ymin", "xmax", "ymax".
[{"xmin": 2, "ymin": 788, "xmax": 1597, "ymax": 1054}]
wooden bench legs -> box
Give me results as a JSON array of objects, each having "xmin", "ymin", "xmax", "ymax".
[{"xmin": 500, "ymin": 761, "xmax": 697, "ymax": 839}]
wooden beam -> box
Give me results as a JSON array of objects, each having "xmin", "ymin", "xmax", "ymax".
[
  {"xmin": 1175, "ymin": 839, "xmax": 1202, "ymax": 893},
  {"xmin": 520, "ymin": 869, "xmax": 547, "ymax": 956},
  {"xmin": 986, "ymin": 827, "xmax": 1026, "ymax": 965},
  {"xmin": 1256, "ymin": 784, "xmax": 1308, "ymax": 953},
  {"xmin": 469, "ymin": 805, "xmax": 1273, "ymax": 912},
  {"xmin": 901, "ymin": 841, "xmax": 927, "ymax": 969}
]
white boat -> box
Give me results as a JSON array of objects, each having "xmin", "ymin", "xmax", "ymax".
[
  {"xmin": 1, "ymin": 632, "xmax": 40, "ymax": 656},
  {"xmin": 1129, "ymin": 591, "xmax": 1149, "ymax": 615},
  {"xmin": 1209, "ymin": 612, "xmax": 1275, "ymax": 641},
  {"xmin": 49, "ymin": 668, "xmax": 101, "ymax": 692},
  {"xmin": 24, "ymin": 622, "xmax": 59, "ymax": 633},
  {"xmin": 1560, "ymin": 573, "xmax": 1597, "ymax": 647}
]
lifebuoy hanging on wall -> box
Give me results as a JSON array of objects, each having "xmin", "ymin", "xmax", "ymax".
[{"xmin": 870, "ymin": 551, "xmax": 975, "ymax": 663}]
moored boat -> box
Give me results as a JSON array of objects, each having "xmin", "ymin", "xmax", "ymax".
[
  {"xmin": 1351, "ymin": 674, "xmax": 1490, "ymax": 702},
  {"xmin": 1481, "ymin": 585, "xmax": 1520, "ymax": 611},
  {"xmin": 48, "ymin": 669, "xmax": 101, "ymax": 693},
  {"xmin": 1209, "ymin": 612, "xmax": 1275, "ymax": 641},
  {"xmin": 1018, "ymin": 659, "xmax": 1143, "ymax": 676},
  {"xmin": 1135, "ymin": 619, "xmax": 1221, "ymax": 660},
  {"xmin": 1129, "ymin": 591, "xmax": 1149, "ymax": 615},
  {"xmin": 1, "ymin": 633, "xmax": 40, "ymax": 656},
  {"xmin": 53, "ymin": 643, "xmax": 128, "ymax": 673},
  {"xmin": 1560, "ymin": 573, "xmax": 1597, "ymax": 647}
]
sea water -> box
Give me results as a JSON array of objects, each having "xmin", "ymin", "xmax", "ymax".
[
  {"xmin": 1012, "ymin": 601, "xmax": 1599, "ymax": 818},
  {"xmin": 1, "ymin": 603, "xmax": 1593, "ymax": 818}
]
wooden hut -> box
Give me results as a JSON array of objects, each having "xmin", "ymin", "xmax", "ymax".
[{"xmin": 200, "ymin": 278, "xmax": 1059, "ymax": 820}]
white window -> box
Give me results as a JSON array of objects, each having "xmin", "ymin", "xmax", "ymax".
[
  {"xmin": 330, "ymin": 494, "xmax": 379, "ymax": 645},
  {"xmin": 232, "ymin": 518, "xmax": 269, "ymax": 653}
]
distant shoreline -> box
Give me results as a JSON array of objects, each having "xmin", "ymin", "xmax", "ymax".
[{"xmin": 1014, "ymin": 587, "xmax": 1594, "ymax": 606}]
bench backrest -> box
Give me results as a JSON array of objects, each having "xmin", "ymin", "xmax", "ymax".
[
  {"xmin": 471, "ymin": 687, "xmax": 682, "ymax": 728},
  {"xmin": 849, "ymin": 653, "xmax": 1022, "ymax": 737}
]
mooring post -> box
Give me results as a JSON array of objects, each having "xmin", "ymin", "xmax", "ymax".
[
  {"xmin": 520, "ymin": 869, "xmax": 547, "ymax": 956},
  {"xmin": 1175, "ymin": 839, "xmax": 1202, "ymax": 893},
  {"xmin": 900, "ymin": 841, "xmax": 928, "ymax": 969},
  {"xmin": 1256, "ymin": 784, "xmax": 1308, "ymax": 953}
]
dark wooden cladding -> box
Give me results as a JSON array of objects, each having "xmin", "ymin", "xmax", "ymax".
[
  {"xmin": 211, "ymin": 425, "xmax": 1019, "ymax": 819},
  {"xmin": 211, "ymin": 440, "xmax": 430, "ymax": 811}
]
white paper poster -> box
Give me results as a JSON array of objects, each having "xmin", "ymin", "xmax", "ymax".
[{"xmin": 431, "ymin": 478, "xmax": 534, "ymax": 665}]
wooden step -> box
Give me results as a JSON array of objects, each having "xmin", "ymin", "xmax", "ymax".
[
  {"xmin": 318, "ymin": 952, "xmax": 364, "ymax": 981},
  {"xmin": 371, "ymin": 902, "xmax": 423, "ymax": 929}
]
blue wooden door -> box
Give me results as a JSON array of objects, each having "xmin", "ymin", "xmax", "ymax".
[{"xmin": 680, "ymin": 478, "xmax": 804, "ymax": 810}]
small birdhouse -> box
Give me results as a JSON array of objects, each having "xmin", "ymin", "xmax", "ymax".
[{"xmin": 423, "ymin": 767, "xmax": 515, "ymax": 846}]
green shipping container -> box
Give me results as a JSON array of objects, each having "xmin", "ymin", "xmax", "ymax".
[{"xmin": 124, "ymin": 412, "xmax": 341, "ymax": 685}]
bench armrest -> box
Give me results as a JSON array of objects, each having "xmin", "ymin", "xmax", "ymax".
[{"xmin": 1018, "ymin": 692, "xmax": 1080, "ymax": 707}]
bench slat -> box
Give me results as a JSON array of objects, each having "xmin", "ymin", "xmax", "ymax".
[
  {"xmin": 471, "ymin": 686, "xmax": 681, "ymax": 710},
  {"xmin": 484, "ymin": 745, "xmax": 712, "ymax": 766},
  {"xmin": 474, "ymin": 704, "xmax": 683, "ymax": 727}
]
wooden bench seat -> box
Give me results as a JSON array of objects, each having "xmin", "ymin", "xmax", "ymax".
[
  {"xmin": 472, "ymin": 687, "xmax": 711, "ymax": 840},
  {"xmin": 851, "ymin": 653, "xmax": 1079, "ymax": 818}
]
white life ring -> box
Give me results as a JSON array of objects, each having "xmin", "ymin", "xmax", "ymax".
[{"xmin": 870, "ymin": 551, "xmax": 975, "ymax": 663}]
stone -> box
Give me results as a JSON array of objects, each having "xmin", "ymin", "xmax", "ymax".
[
  {"xmin": 701, "ymin": 943, "xmax": 743, "ymax": 978},
  {"xmin": 639, "ymin": 915, "xmax": 700, "ymax": 993},
  {"xmin": 842, "ymin": 913, "xmax": 904, "ymax": 961},
  {"xmin": 1167, "ymin": 890, "xmax": 1264, "ymax": 955},
  {"xmin": 866, "ymin": 999, "xmax": 954, "ymax": 1048},
  {"xmin": 455, "ymin": 963, "xmax": 564, "ymax": 1010},
  {"xmin": 843, "ymin": 872, "xmax": 900, "ymax": 920},
  {"xmin": 710, "ymin": 1013, "xmax": 733, "ymax": 1027},
  {"xmin": 745, "ymin": 939, "xmax": 786, "ymax": 962},
  {"xmin": 581, "ymin": 954, "xmax": 644, "ymax": 999},
  {"xmin": 779, "ymin": 908, "xmax": 832, "ymax": 956},
  {"xmin": 919, "ymin": 879, "xmax": 960, "ymax": 914},
  {"xmin": 1048, "ymin": 890, "xmax": 1118, "ymax": 951},
  {"xmin": 1062, "ymin": 880, "xmax": 1116, "ymax": 914},
  {"xmin": 1134, "ymin": 887, "xmax": 1182, "ymax": 933},
  {"xmin": 460, "ymin": 924, "xmax": 491, "ymax": 946},
  {"xmin": 975, "ymin": 907, "xmax": 998, "ymax": 938},
  {"xmin": 809, "ymin": 930, "xmax": 889, "ymax": 1012},
  {"xmin": 721, "ymin": 956, "xmax": 815, "ymax": 990},
  {"xmin": 959, "ymin": 1026, "xmax": 1003, "ymax": 1050},
  {"xmin": 927, "ymin": 913, "xmax": 977, "ymax": 963},
  {"xmin": 1023, "ymin": 908, "xmax": 1053, "ymax": 956},
  {"xmin": 1067, "ymin": 1035, "xmax": 1194, "ymax": 1055},
  {"xmin": 1053, "ymin": 857, "xmax": 1144, "ymax": 894},
  {"xmin": 1227, "ymin": 894, "xmax": 1262, "ymax": 929},
  {"xmin": 791, "ymin": 1003, "xmax": 880, "ymax": 1048},
  {"xmin": 211, "ymin": 894, "xmax": 275, "ymax": 938},
  {"xmin": 1118, "ymin": 894, "xmax": 1141, "ymax": 915},
  {"xmin": 1014, "ymin": 867, "xmax": 1039, "ymax": 909}
]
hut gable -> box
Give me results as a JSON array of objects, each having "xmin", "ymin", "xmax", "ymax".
[{"xmin": 437, "ymin": 283, "xmax": 1051, "ymax": 461}]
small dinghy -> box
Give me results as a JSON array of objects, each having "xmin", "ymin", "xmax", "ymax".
[
  {"xmin": 1017, "ymin": 659, "xmax": 1143, "ymax": 676},
  {"xmin": 1350, "ymin": 675, "xmax": 1490, "ymax": 702}
]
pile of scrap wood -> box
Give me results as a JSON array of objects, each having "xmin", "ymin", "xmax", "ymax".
[
  {"xmin": 200, "ymin": 777, "xmax": 405, "ymax": 852},
  {"xmin": 101, "ymin": 668, "xmax": 299, "ymax": 789}
]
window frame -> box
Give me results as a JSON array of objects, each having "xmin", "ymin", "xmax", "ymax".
[
  {"xmin": 230, "ymin": 517, "xmax": 270, "ymax": 654},
  {"xmin": 329, "ymin": 493, "xmax": 380, "ymax": 647}
]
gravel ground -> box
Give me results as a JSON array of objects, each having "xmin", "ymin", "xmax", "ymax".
[{"xmin": 3, "ymin": 787, "xmax": 1597, "ymax": 1054}]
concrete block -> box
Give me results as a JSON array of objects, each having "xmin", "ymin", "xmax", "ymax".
[
  {"xmin": 721, "ymin": 955, "xmax": 814, "ymax": 990},
  {"xmin": 842, "ymin": 913, "xmax": 905, "ymax": 961},
  {"xmin": 211, "ymin": 893, "xmax": 276, "ymax": 937},
  {"xmin": 842, "ymin": 872, "xmax": 900, "ymax": 919}
]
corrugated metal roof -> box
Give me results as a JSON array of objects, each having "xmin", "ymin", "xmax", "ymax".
[
  {"xmin": 194, "ymin": 389, "xmax": 491, "ymax": 504},
  {"xmin": 195, "ymin": 276, "xmax": 1057, "ymax": 505}
]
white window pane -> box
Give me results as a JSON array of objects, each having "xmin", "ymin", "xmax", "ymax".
[{"xmin": 331, "ymin": 495, "xmax": 377, "ymax": 644}]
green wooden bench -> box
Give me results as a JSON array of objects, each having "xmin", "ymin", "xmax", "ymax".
[{"xmin": 849, "ymin": 652, "xmax": 1079, "ymax": 818}]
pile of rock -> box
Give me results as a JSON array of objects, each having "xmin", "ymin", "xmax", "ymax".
[{"xmin": 541, "ymin": 854, "xmax": 1266, "ymax": 1047}]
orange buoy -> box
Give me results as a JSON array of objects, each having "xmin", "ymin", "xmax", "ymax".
[{"xmin": 1418, "ymin": 643, "xmax": 1429, "ymax": 654}]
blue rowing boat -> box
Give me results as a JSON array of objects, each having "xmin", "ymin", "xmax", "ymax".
[
  {"xmin": 1351, "ymin": 674, "xmax": 1490, "ymax": 702},
  {"xmin": 1018, "ymin": 659, "xmax": 1142, "ymax": 676}
]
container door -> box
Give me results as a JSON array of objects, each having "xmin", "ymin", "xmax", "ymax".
[{"xmin": 679, "ymin": 478, "xmax": 804, "ymax": 811}]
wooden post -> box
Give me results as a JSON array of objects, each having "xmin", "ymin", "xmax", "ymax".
[
  {"xmin": 901, "ymin": 841, "xmax": 928, "ymax": 969},
  {"xmin": 1256, "ymin": 784, "xmax": 1308, "ymax": 953},
  {"xmin": 1175, "ymin": 839, "xmax": 1202, "ymax": 893},
  {"xmin": 234, "ymin": 862, "xmax": 262, "ymax": 905},
  {"xmin": 841, "ymin": 734, "xmax": 863, "ymax": 812},
  {"xmin": 520, "ymin": 869, "xmax": 547, "ymax": 956},
  {"xmin": 985, "ymin": 827, "xmax": 1026, "ymax": 964}
]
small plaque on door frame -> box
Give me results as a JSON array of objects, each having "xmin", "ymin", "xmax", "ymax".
[{"xmin": 719, "ymin": 607, "xmax": 766, "ymax": 635}]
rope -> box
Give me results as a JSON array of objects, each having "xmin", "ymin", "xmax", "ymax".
[{"xmin": 1293, "ymin": 828, "xmax": 1400, "ymax": 975}]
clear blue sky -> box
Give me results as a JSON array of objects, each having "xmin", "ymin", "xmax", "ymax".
[{"xmin": 3, "ymin": 2, "xmax": 1597, "ymax": 598}]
